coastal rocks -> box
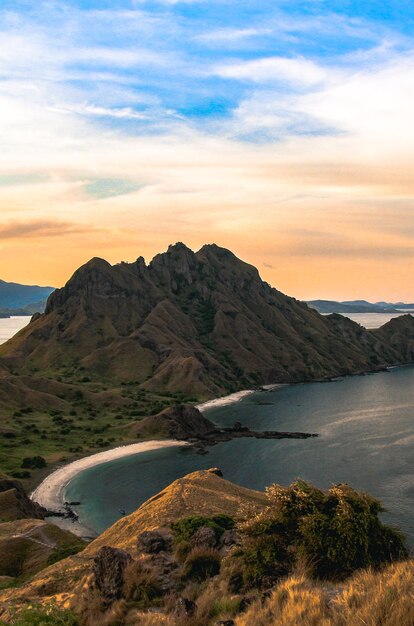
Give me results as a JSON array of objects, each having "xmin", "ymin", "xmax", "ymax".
[
  {"xmin": 207, "ymin": 467, "xmax": 223, "ymax": 477},
  {"xmin": 92, "ymin": 546, "xmax": 133, "ymax": 605},
  {"xmin": 132, "ymin": 403, "xmax": 318, "ymax": 450},
  {"xmin": 137, "ymin": 530, "xmax": 171, "ymax": 554}
]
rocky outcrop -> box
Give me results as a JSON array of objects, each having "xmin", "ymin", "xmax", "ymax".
[
  {"xmin": 0, "ymin": 476, "xmax": 46, "ymax": 522},
  {"xmin": 92, "ymin": 546, "xmax": 133, "ymax": 606},
  {"xmin": 137, "ymin": 530, "xmax": 171, "ymax": 554},
  {"xmin": 130, "ymin": 403, "xmax": 216, "ymax": 439}
]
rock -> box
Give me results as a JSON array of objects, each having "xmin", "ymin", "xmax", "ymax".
[
  {"xmin": 228, "ymin": 572, "xmax": 243, "ymax": 594},
  {"xmin": 221, "ymin": 529, "xmax": 241, "ymax": 547},
  {"xmin": 239, "ymin": 596, "xmax": 253, "ymax": 612},
  {"xmin": 215, "ymin": 621, "xmax": 235, "ymax": 626},
  {"xmin": 137, "ymin": 530, "xmax": 171, "ymax": 554},
  {"xmin": 207, "ymin": 467, "xmax": 223, "ymax": 477},
  {"xmin": 174, "ymin": 597, "xmax": 196, "ymax": 618},
  {"xmin": 192, "ymin": 525, "xmax": 217, "ymax": 547},
  {"xmin": 92, "ymin": 546, "xmax": 132, "ymax": 605}
]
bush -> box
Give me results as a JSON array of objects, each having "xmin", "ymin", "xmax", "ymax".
[
  {"xmin": 46, "ymin": 542, "xmax": 84, "ymax": 566},
  {"xmin": 238, "ymin": 480, "xmax": 408, "ymax": 582},
  {"xmin": 10, "ymin": 471, "xmax": 31, "ymax": 479},
  {"xmin": 172, "ymin": 514, "xmax": 234, "ymax": 544},
  {"xmin": 182, "ymin": 548, "xmax": 221, "ymax": 581},
  {"xmin": 21, "ymin": 456, "xmax": 46, "ymax": 469}
]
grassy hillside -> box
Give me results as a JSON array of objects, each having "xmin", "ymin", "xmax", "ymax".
[{"xmin": 0, "ymin": 470, "xmax": 410, "ymax": 626}]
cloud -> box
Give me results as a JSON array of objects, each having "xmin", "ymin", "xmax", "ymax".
[
  {"xmin": 196, "ymin": 27, "xmax": 272, "ymax": 43},
  {"xmin": 214, "ymin": 56, "xmax": 329, "ymax": 86},
  {"xmin": 0, "ymin": 221, "xmax": 95, "ymax": 240}
]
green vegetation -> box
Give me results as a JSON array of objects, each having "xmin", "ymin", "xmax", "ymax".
[
  {"xmin": 172, "ymin": 514, "xmax": 234, "ymax": 543},
  {"xmin": 0, "ymin": 604, "xmax": 78, "ymax": 626},
  {"xmin": 0, "ymin": 386, "xmax": 183, "ymax": 480},
  {"xmin": 46, "ymin": 541, "xmax": 85, "ymax": 566},
  {"xmin": 182, "ymin": 547, "xmax": 221, "ymax": 581},
  {"xmin": 236, "ymin": 480, "xmax": 407, "ymax": 584},
  {"xmin": 21, "ymin": 457, "xmax": 46, "ymax": 470}
]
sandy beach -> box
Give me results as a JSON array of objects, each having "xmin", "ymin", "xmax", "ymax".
[
  {"xmin": 196, "ymin": 389, "xmax": 255, "ymax": 411},
  {"xmin": 30, "ymin": 439, "xmax": 188, "ymax": 515},
  {"xmin": 197, "ymin": 384, "xmax": 287, "ymax": 411}
]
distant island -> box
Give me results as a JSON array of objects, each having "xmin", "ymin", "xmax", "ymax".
[
  {"xmin": 307, "ymin": 299, "xmax": 414, "ymax": 314},
  {"xmin": 0, "ymin": 279, "xmax": 54, "ymax": 317}
]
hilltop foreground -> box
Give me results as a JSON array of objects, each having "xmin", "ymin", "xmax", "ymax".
[{"xmin": 0, "ymin": 469, "xmax": 412, "ymax": 626}]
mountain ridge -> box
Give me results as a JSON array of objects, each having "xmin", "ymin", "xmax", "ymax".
[{"xmin": 2, "ymin": 242, "xmax": 414, "ymax": 398}]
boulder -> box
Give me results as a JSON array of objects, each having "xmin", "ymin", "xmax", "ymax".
[
  {"xmin": 192, "ymin": 525, "xmax": 217, "ymax": 548},
  {"xmin": 92, "ymin": 546, "xmax": 132, "ymax": 605},
  {"xmin": 174, "ymin": 597, "xmax": 196, "ymax": 618},
  {"xmin": 137, "ymin": 530, "xmax": 171, "ymax": 554}
]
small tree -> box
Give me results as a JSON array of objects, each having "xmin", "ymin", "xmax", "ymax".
[{"xmin": 238, "ymin": 480, "xmax": 407, "ymax": 583}]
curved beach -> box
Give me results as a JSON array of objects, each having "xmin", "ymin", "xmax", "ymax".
[{"xmin": 30, "ymin": 439, "xmax": 188, "ymax": 514}]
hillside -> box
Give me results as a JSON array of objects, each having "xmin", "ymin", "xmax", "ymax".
[
  {"xmin": 0, "ymin": 280, "xmax": 54, "ymax": 310},
  {"xmin": 2, "ymin": 243, "xmax": 414, "ymax": 399},
  {"xmin": 0, "ymin": 470, "xmax": 411, "ymax": 626}
]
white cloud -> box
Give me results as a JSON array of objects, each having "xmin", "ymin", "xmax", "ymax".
[
  {"xmin": 214, "ymin": 56, "xmax": 329, "ymax": 86},
  {"xmin": 196, "ymin": 27, "xmax": 272, "ymax": 43}
]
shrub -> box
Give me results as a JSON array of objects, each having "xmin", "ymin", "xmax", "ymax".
[
  {"xmin": 182, "ymin": 548, "xmax": 221, "ymax": 581},
  {"xmin": 172, "ymin": 515, "xmax": 234, "ymax": 544},
  {"xmin": 10, "ymin": 471, "xmax": 31, "ymax": 479},
  {"xmin": 174, "ymin": 540, "xmax": 193, "ymax": 563},
  {"xmin": 238, "ymin": 480, "xmax": 408, "ymax": 582},
  {"xmin": 21, "ymin": 456, "xmax": 46, "ymax": 469},
  {"xmin": 46, "ymin": 542, "xmax": 84, "ymax": 565}
]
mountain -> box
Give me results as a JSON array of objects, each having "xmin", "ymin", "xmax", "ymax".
[
  {"xmin": 0, "ymin": 279, "xmax": 54, "ymax": 311},
  {"xmin": 2, "ymin": 243, "xmax": 414, "ymax": 399},
  {"xmin": 307, "ymin": 299, "xmax": 403, "ymax": 314}
]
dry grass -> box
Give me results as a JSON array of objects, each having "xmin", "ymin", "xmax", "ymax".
[
  {"xmin": 235, "ymin": 561, "xmax": 414, "ymax": 626},
  {"xmin": 332, "ymin": 561, "xmax": 414, "ymax": 626}
]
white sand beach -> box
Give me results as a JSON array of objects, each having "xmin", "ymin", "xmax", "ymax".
[
  {"xmin": 197, "ymin": 384, "xmax": 287, "ymax": 411},
  {"xmin": 196, "ymin": 389, "xmax": 255, "ymax": 411},
  {"xmin": 30, "ymin": 439, "xmax": 188, "ymax": 514}
]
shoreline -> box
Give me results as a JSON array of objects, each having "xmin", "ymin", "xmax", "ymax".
[
  {"xmin": 30, "ymin": 439, "xmax": 188, "ymax": 537},
  {"xmin": 29, "ymin": 387, "xmax": 266, "ymax": 538}
]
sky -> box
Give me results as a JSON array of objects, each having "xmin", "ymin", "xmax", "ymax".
[{"xmin": 1, "ymin": 1, "xmax": 414, "ymax": 300}]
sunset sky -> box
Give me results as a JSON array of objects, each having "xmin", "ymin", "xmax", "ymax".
[{"xmin": 1, "ymin": 1, "xmax": 414, "ymax": 300}]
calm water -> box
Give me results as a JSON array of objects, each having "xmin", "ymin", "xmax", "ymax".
[
  {"xmin": 343, "ymin": 312, "xmax": 413, "ymax": 329},
  {"xmin": 66, "ymin": 366, "xmax": 414, "ymax": 543},
  {"xmin": 0, "ymin": 316, "xmax": 29, "ymax": 344}
]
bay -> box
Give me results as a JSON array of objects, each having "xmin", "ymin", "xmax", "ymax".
[{"xmin": 66, "ymin": 365, "xmax": 414, "ymax": 543}]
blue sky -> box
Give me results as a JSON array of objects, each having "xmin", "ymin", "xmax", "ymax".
[{"xmin": 1, "ymin": 0, "xmax": 414, "ymax": 299}]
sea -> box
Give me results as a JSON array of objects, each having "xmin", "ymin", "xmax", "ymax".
[
  {"xmin": 2, "ymin": 312, "xmax": 414, "ymax": 544},
  {"xmin": 0, "ymin": 316, "xmax": 29, "ymax": 345},
  {"xmin": 64, "ymin": 364, "xmax": 414, "ymax": 544}
]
